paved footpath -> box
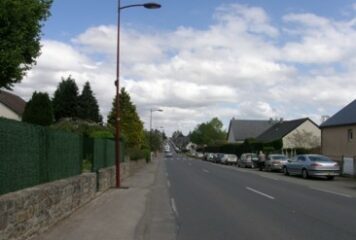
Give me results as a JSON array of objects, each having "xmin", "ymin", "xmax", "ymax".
[{"xmin": 32, "ymin": 155, "xmax": 176, "ymax": 240}]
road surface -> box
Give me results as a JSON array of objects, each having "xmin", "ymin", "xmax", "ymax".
[{"xmin": 165, "ymin": 153, "xmax": 356, "ymax": 240}]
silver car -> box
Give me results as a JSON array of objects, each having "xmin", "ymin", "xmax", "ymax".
[
  {"xmin": 283, "ymin": 154, "xmax": 340, "ymax": 180},
  {"xmin": 238, "ymin": 153, "xmax": 259, "ymax": 168},
  {"xmin": 220, "ymin": 154, "xmax": 238, "ymax": 165},
  {"xmin": 265, "ymin": 154, "xmax": 288, "ymax": 172}
]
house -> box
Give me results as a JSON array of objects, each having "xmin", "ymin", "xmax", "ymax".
[
  {"xmin": 320, "ymin": 100, "xmax": 356, "ymax": 161},
  {"xmin": 227, "ymin": 119, "xmax": 274, "ymax": 143},
  {"xmin": 256, "ymin": 118, "xmax": 321, "ymax": 149},
  {"xmin": 0, "ymin": 90, "xmax": 26, "ymax": 121}
]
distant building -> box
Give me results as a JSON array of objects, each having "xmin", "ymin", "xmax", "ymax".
[
  {"xmin": 320, "ymin": 100, "xmax": 356, "ymax": 161},
  {"xmin": 256, "ymin": 118, "xmax": 320, "ymax": 149},
  {"xmin": 0, "ymin": 90, "xmax": 26, "ymax": 121},
  {"xmin": 227, "ymin": 119, "xmax": 274, "ymax": 143}
]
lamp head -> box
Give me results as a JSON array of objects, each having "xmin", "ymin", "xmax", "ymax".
[{"xmin": 143, "ymin": 2, "xmax": 161, "ymax": 9}]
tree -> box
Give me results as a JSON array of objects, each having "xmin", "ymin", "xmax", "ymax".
[
  {"xmin": 52, "ymin": 76, "xmax": 80, "ymax": 121},
  {"xmin": 22, "ymin": 91, "xmax": 53, "ymax": 126},
  {"xmin": 107, "ymin": 88, "xmax": 145, "ymax": 148},
  {"xmin": 190, "ymin": 117, "xmax": 227, "ymax": 145},
  {"xmin": 288, "ymin": 130, "xmax": 320, "ymax": 149},
  {"xmin": 0, "ymin": 0, "xmax": 52, "ymax": 89},
  {"xmin": 78, "ymin": 82, "xmax": 101, "ymax": 123},
  {"xmin": 143, "ymin": 129, "xmax": 163, "ymax": 152}
]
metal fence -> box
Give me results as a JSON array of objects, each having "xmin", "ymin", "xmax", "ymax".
[{"xmin": 0, "ymin": 118, "xmax": 124, "ymax": 195}]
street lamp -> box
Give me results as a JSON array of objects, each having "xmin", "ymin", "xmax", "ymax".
[
  {"xmin": 150, "ymin": 108, "xmax": 163, "ymax": 153},
  {"xmin": 115, "ymin": 0, "xmax": 161, "ymax": 188}
]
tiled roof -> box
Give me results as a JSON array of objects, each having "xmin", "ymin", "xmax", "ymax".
[
  {"xmin": 0, "ymin": 90, "xmax": 26, "ymax": 116},
  {"xmin": 256, "ymin": 118, "xmax": 314, "ymax": 143},
  {"xmin": 320, "ymin": 100, "xmax": 356, "ymax": 128},
  {"xmin": 228, "ymin": 119, "xmax": 274, "ymax": 142}
]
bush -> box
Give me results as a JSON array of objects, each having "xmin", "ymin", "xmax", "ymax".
[{"xmin": 128, "ymin": 148, "xmax": 150, "ymax": 162}]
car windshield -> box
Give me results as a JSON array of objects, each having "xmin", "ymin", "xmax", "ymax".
[{"xmin": 309, "ymin": 155, "xmax": 333, "ymax": 162}]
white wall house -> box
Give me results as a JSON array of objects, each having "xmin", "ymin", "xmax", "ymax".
[
  {"xmin": 257, "ymin": 118, "xmax": 321, "ymax": 149},
  {"xmin": 0, "ymin": 91, "xmax": 26, "ymax": 121}
]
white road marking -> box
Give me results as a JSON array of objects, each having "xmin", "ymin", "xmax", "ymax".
[
  {"xmin": 246, "ymin": 187, "xmax": 275, "ymax": 200},
  {"xmin": 171, "ymin": 198, "xmax": 179, "ymax": 216},
  {"xmin": 309, "ymin": 187, "xmax": 352, "ymax": 198},
  {"xmin": 167, "ymin": 180, "xmax": 171, "ymax": 188},
  {"xmin": 202, "ymin": 169, "xmax": 210, "ymax": 173}
]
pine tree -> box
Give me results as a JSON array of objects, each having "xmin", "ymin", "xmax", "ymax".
[
  {"xmin": 22, "ymin": 91, "xmax": 53, "ymax": 126},
  {"xmin": 78, "ymin": 82, "xmax": 101, "ymax": 122},
  {"xmin": 52, "ymin": 76, "xmax": 79, "ymax": 121},
  {"xmin": 107, "ymin": 88, "xmax": 145, "ymax": 148}
]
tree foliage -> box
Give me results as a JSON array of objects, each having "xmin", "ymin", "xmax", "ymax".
[
  {"xmin": 22, "ymin": 91, "xmax": 53, "ymax": 126},
  {"xmin": 52, "ymin": 76, "xmax": 79, "ymax": 121},
  {"xmin": 190, "ymin": 117, "xmax": 227, "ymax": 145},
  {"xmin": 78, "ymin": 82, "xmax": 102, "ymax": 123},
  {"xmin": 0, "ymin": 0, "xmax": 52, "ymax": 89},
  {"xmin": 107, "ymin": 88, "xmax": 144, "ymax": 148},
  {"xmin": 143, "ymin": 129, "xmax": 163, "ymax": 152},
  {"xmin": 288, "ymin": 130, "xmax": 320, "ymax": 149}
]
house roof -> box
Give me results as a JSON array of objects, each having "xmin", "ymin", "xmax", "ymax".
[
  {"xmin": 320, "ymin": 100, "xmax": 356, "ymax": 128},
  {"xmin": 228, "ymin": 119, "xmax": 274, "ymax": 142},
  {"xmin": 0, "ymin": 90, "xmax": 26, "ymax": 116},
  {"xmin": 256, "ymin": 118, "xmax": 315, "ymax": 143}
]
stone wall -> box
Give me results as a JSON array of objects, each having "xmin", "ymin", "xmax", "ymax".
[
  {"xmin": 0, "ymin": 158, "xmax": 148, "ymax": 240},
  {"xmin": 0, "ymin": 173, "xmax": 96, "ymax": 240},
  {"xmin": 129, "ymin": 159, "xmax": 147, "ymax": 176},
  {"xmin": 98, "ymin": 159, "xmax": 147, "ymax": 192},
  {"xmin": 98, "ymin": 166, "xmax": 116, "ymax": 192}
]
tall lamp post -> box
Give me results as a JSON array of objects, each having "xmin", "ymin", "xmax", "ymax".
[
  {"xmin": 115, "ymin": 1, "xmax": 161, "ymax": 188},
  {"xmin": 149, "ymin": 108, "xmax": 163, "ymax": 153}
]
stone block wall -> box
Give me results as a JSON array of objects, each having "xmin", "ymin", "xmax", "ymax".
[
  {"xmin": 0, "ymin": 158, "xmax": 148, "ymax": 240},
  {"xmin": 0, "ymin": 173, "xmax": 96, "ymax": 240},
  {"xmin": 98, "ymin": 159, "xmax": 147, "ymax": 192},
  {"xmin": 129, "ymin": 159, "xmax": 147, "ymax": 176},
  {"xmin": 98, "ymin": 166, "xmax": 116, "ymax": 192}
]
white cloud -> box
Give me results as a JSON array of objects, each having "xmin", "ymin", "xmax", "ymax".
[{"xmin": 11, "ymin": 3, "xmax": 356, "ymax": 136}]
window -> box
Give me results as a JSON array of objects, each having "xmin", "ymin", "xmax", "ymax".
[
  {"xmin": 298, "ymin": 156, "xmax": 306, "ymax": 161},
  {"xmin": 347, "ymin": 129, "xmax": 353, "ymax": 142}
]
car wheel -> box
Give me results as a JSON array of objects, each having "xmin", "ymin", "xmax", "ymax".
[
  {"xmin": 283, "ymin": 167, "xmax": 289, "ymax": 176},
  {"xmin": 327, "ymin": 176, "xmax": 334, "ymax": 180},
  {"xmin": 302, "ymin": 169, "xmax": 309, "ymax": 179}
]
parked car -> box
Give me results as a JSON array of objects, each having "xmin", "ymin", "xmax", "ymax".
[
  {"xmin": 220, "ymin": 154, "xmax": 238, "ymax": 165},
  {"xmin": 283, "ymin": 154, "xmax": 340, "ymax": 180},
  {"xmin": 196, "ymin": 152, "xmax": 204, "ymax": 159},
  {"xmin": 214, "ymin": 153, "xmax": 225, "ymax": 163},
  {"xmin": 264, "ymin": 154, "xmax": 289, "ymax": 172},
  {"xmin": 205, "ymin": 153, "xmax": 214, "ymax": 161},
  {"xmin": 238, "ymin": 153, "xmax": 259, "ymax": 168}
]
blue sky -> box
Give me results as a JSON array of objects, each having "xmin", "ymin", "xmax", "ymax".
[
  {"xmin": 43, "ymin": 0, "xmax": 355, "ymax": 41},
  {"xmin": 14, "ymin": 0, "xmax": 356, "ymax": 135}
]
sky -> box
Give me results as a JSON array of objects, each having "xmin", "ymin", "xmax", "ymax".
[{"xmin": 12, "ymin": 0, "xmax": 356, "ymax": 136}]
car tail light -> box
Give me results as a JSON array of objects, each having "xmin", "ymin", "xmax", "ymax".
[{"xmin": 311, "ymin": 163, "xmax": 322, "ymax": 167}]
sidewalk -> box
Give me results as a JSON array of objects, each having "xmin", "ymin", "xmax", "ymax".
[{"xmin": 32, "ymin": 155, "xmax": 176, "ymax": 240}]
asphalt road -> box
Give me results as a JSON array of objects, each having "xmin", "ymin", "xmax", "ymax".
[{"xmin": 165, "ymin": 153, "xmax": 356, "ymax": 240}]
